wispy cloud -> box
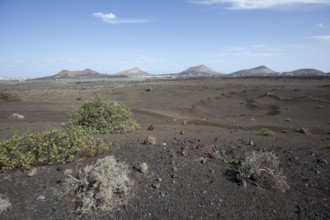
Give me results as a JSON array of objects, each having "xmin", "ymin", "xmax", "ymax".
[
  {"xmin": 309, "ymin": 35, "xmax": 330, "ymax": 42},
  {"xmin": 229, "ymin": 46, "xmax": 249, "ymax": 51},
  {"xmin": 233, "ymin": 51, "xmax": 282, "ymax": 57},
  {"xmin": 190, "ymin": 0, "xmax": 330, "ymax": 10},
  {"xmin": 315, "ymin": 23, "xmax": 326, "ymax": 28},
  {"xmin": 93, "ymin": 12, "xmax": 149, "ymax": 24},
  {"xmin": 252, "ymin": 44, "xmax": 266, "ymax": 48},
  {"xmin": 227, "ymin": 44, "xmax": 283, "ymax": 57}
]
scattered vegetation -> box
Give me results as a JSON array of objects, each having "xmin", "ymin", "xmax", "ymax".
[
  {"xmin": 258, "ymin": 128, "xmax": 276, "ymax": 136},
  {"xmin": 65, "ymin": 156, "xmax": 132, "ymax": 214},
  {"xmin": 0, "ymin": 125, "xmax": 108, "ymax": 173},
  {"xmin": 234, "ymin": 151, "xmax": 290, "ymax": 192},
  {"xmin": 71, "ymin": 97, "xmax": 140, "ymax": 134},
  {"xmin": 0, "ymin": 97, "xmax": 140, "ymax": 172},
  {"xmin": 0, "ymin": 91, "xmax": 21, "ymax": 102},
  {"xmin": 0, "ymin": 97, "xmax": 139, "ymax": 172},
  {"xmin": 0, "ymin": 194, "xmax": 11, "ymax": 214}
]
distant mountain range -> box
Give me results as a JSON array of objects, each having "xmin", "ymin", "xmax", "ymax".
[
  {"xmin": 115, "ymin": 67, "xmax": 151, "ymax": 78},
  {"xmin": 229, "ymin": 65, "xmax": 276, "ymax": 77},
  {"xmin": 25, "ymin": 65, "xmax": 329, "ymax": 80}
]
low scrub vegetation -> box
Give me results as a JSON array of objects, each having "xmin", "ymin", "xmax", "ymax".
[
  {"xmin": 0, "ymin": 125, "xmax": 108, "ymax": 173},
  {"xmin": 0, "ymin": 97, "xmax": 139, "ymax": 173},
  {"xmin": 71, "ymin": 97, "xmax": 140, "ymax": 134},
  {"xmin": 235, "ymin": 151, "xmax": 290, "ymax": 192},
  {"xmin": 0, "ymin": 91, "xmax": 21, "ymax": 102},
  {"xmin": 65, "ymin": 156, "xmax": 132, "ymax": 214},
  {"xmin": 258, "ymin": 128, "xmax": 276, "ymax": 136}
]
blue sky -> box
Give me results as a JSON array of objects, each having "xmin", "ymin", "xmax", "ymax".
[{"xmin": 1, "ymin": 0, "xmax": 330, "ymax": 77}]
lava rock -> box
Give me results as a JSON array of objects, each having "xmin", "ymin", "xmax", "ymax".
[
  {"xmin": 144, "ymin": 136, "xmax": 157, "ymax": 145},
  {"xmin": 138, "ymin": 162, "xmax": 149, "ymax": 173},
  {"xmin": 296, "ymin": 128, "xmax": 311, "ymax": 135}
]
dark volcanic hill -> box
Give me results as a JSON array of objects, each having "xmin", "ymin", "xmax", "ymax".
[
  {"xmin": 178, "ymin": 64, "xmax": 222, "ymax": 77},
  {"xmin": 115, "ymin": 67, "xmax": 152, "ymax": 78},
  {"xmin": 281, "ymin": 68, "xmax": 325, "ymax": 77},
  {"xmin": 229, "ymin": 65, "xmax": 276, "ymax": 77},
  {"xmin": 32, "ymin": 68, "xmax": 106, "ymax": 80}
]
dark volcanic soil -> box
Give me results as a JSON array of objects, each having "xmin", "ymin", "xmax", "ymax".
[{"xmin": 0, "ymin": 78, "xmax": 329, "ymax": 219}]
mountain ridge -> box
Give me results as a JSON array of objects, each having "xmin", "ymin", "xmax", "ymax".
[
  {"xmin": 281, "ymin": 68, "xmax": 325, "ymax": 76},
  {"xmin": 229, "ymin": 65, "xmax": 276, "ymax": 77},
  {"xmin": 23, "ymin": 65, "xmax": 330, "ymax": 80}
]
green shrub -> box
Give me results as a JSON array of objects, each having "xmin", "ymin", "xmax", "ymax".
[
  {"xmin": 0, "ymin": 125, "xmax": 108, "ymax": 173},
  {"xmin": 71, "ymin": 97, "xmax": 139, "ymax": 134},
  {"xmin": 258, "ymin": 128, "xmax": 276, "ymax": 136}
]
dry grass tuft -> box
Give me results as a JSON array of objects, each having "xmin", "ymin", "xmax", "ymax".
[
  {"xmin": 65, "ymin": 156, "xmax": 133, "ymax": 215},
  {"xmin": 0, "ymin": 194, "xmax": 11, "ymax": 214},
  {"xmin": 235, "ymin": 151, "xmax": 290, "ymax": 192}
]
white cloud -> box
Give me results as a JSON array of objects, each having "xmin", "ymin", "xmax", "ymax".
[
  {"xmin": 309, "ymin": 35, "xmax": 330, "ymax": 42},
  {"xmin": 94, "ymin": 12, "xmax": 117, "ymax": 22},
  {"xmin": 190, "ymin": 0, "xmax": 330, "ymax": 10},
  {"xmin": 93, "ymin": 12, "xmax": 149, "ymax": 24}
]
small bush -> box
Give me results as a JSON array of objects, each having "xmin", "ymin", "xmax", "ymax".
[
  {"xmin": 65, "ymin": 156, "xmax": 132, "ymax": 214},
  {"xmin": 258, "ymin": 128, "xmax": 276, "ymax": 136},
  {"xmin": 236, "ymin": 151, "xmax": 289, "ymax": 192},
  {"xmin": 0, "ymin": 194, "xmax": 11, "ymax": 214},
  {"xmin": 71, "ymin": 97, "xmax": 139, "ymax": 134},
  {"xmin": 0, "ymin": 125, "xmax": 108, "ymax": 173},
  {"xmin": 0, "ymin": 91, "xmax": 21, "ymax": 102}
]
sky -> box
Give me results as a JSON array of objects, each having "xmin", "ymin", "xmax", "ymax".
[{"xmin": 0, "ymin": 0, "xmax": 330, "ymax": 78}]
